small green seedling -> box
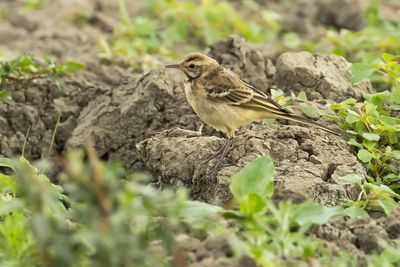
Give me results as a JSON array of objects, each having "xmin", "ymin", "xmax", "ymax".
[
  {"xmin": 329, "ymin": 53, "xmax": 400, "ymax": 194},
  {"xmin": 0, "ymin": 54, "xmax": 84, "ymax": 101}
]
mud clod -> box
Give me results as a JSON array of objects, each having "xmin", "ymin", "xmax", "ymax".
[
  {"xmin": 67, "ymin": 69, "xmax": 199, "ymax": 168},
  {"xmin": 274, "ymin": 51, "xmax": 372, "ymax": 102},
  {"xmin": 312, "ymin": 207, "xmax": 400, "ymax": 259},
  {"xmin": 137, "ymin": 124, "xmax": 364, "ymax": 206},
  {"xmin": 175, "ymin": 234, "xmax": 258, "ymax": 267}
]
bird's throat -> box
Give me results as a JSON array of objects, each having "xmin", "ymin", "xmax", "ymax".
[{"xmin": 185, "ymin": 72, "xmax": 201, "ymax": 82}]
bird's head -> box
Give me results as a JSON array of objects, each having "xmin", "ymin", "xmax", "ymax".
[{"xmin": 166, "ymin": 52, "xmax": 219, "ymax": 80}]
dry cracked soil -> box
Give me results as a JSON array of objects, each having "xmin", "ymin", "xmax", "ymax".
[{"xmin": 0, "ymin": 0, "xmax": 398, "ymax": 266}]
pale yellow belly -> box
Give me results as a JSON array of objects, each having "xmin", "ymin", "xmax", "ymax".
[{"xmin": 184, "ymin": 83, "xmax": 265, "ymax": 137}]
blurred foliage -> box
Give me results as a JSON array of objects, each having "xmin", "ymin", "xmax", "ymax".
[
  {"xmin": 294, "ymin": 1, "xmax": 400, "ymax": 63},
  {"xmin": 0, "ymin": 146, "xmax": 190, "ymax": 267},
  {"xmin": 339, "ymin": 173, "xmax": 400, "ymax": 214},
  {"xmin": 0, "ymin": 153, "xmax": 373, "ymax": 267},
  {"xmin": 367, "ymin": 239, "xmax": 400, "ymax": 266},
  {"xmin": 98, "ymin": 0, "xmax": 282, "ymax": 69},
  {"xmin": 98, "ymin": 0, "xmax": 400, "ymax": 71},
  {"xmin": 24, "ymin": 0, "xmax": 47, "ymax": 9},
  {"xmin": 270, "ymin": 89, "xmax": 322, "ymax": 119},
  {"xmin": 0, "ymin": 54, "xmax": 84, "ymax": 102},
  {"xmin": 223, "ymin": 157, "xmax": 365, "ymax": 266}
]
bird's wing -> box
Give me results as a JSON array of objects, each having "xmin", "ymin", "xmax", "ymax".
[{"xmin": 204, "ymin": 69, "xmax": 290, "ymax": 116}]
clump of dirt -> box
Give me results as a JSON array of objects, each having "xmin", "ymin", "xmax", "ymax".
[
  {"xmin": 66, "ymin": 68, "xmax": 200, "ymax": 168},
  {"xmin": 137, "ymin": 125, "xmax": 364, "ymax": 206},
  {"xmin": 0, "ymin": 0, "xmax": 132, "ymax": 160},
  {"xmin": 311, "ymin": 206, "xmax": 400, "ymax": 263},
  {"xmin": 285, "ymin": 0, "xmax": 368, "ymax": 36},
  {"xmin": 274, "ymin": 51, "xmax": 373, "ymax": 103},
  {"xmin": 0, "ymin": 71, "xmax": 111, "ymax": 159},
  {"xmin": 175, "ymin": 234, "xmax": 258, "ymax": 267},
  {"xmin": 317, "ymin": 0, "xmax": 369, "ymax": 31}
]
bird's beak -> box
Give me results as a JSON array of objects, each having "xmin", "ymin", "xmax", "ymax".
[{"xmin": 165, "ymin": 64, "xmax": 179, "ymax": 69}]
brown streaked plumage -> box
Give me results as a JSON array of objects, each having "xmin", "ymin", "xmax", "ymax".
[{"xmin": 166, "ymin": 52, "xmax": 339, "ymax": 138}]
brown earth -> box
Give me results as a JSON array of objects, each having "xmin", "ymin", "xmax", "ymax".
[{"xmin": 0, "ymin": 0, "xmax": 398, "ymax": 266}]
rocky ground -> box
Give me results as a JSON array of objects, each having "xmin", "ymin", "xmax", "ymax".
[{"xmin": 0, "ymin": 0, "xmax": 399, "ymax": 266}]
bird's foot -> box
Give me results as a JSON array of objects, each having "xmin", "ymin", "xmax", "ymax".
[{"xmin": 201, "ymin": 138, "xmax": 234, "ymax": 167}]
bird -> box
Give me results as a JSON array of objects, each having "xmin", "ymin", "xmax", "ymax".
[{"xmin": 166, "ymin": 52, "xmax": 339, "ymax": 159}]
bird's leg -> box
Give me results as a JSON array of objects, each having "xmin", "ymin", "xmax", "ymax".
[
  {"xmin": 202, "ymin": 137, "xmax": 234, "ymax": 165},
  {"xmin": 197, "ymin": 123, "xmax": 204, "ymax": 135}
]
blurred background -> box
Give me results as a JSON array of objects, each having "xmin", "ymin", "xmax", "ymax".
[{"xmin": 0, "ymin": 0, "xmax": 399, "ymax": 71}]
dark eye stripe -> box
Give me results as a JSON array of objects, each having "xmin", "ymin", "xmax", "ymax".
[{"xmin": 186, "ymin": 55, "xmax": 200, "ymax": 62}]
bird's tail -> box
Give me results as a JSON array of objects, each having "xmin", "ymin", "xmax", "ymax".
[{"xmin": 273, "ymin": 113, "xmax": 340, "ymax": 136}]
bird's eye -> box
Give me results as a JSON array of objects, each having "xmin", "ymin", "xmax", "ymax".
[{"xmin": 189, "ymin": 64, "xmax": 196, "ymax": 69}]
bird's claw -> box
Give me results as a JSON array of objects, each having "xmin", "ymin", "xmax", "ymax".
[{"xmin": 201, "ymin": 138, "xmax": 234, "ymax": 169}]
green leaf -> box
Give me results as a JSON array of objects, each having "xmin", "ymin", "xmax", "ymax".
[
  {"xmin": 262, "ymin": 118, "xmax": 276, "ymax": 125},
  {"xmin": 391, "ymin": 85, "xmax": 400, "ymax": 104},
  {"xmin": 350, "ymin": 63, "xmax": 375, "ymax": 83},
  {"xmin": 297, "ymin": 91, "xmax": 307, "ymax": 101},
  {"xmin": 379, "ymin": 115, "xmax": 400, "ymax": 126},
  {"xmin": 230, "ymin": 156, "xmax": 275, "ymax": 202},
  {"xmin": 378, "ymin": 199, "xmax": 397, "ymax": 215},
  {"xmin": 383, "ymin": 174, "xmax": 400, "ymax": 183},
  {"xmin": 223, "ymin": 210, "xmax": 245, "ymax": 219},
  {"xmin": 387, "ymin": 132, "xmax": 399, "ymax": 145},
  {"xmin": 346, "ymin": 114, "xmax": 361, "ymax": 124},
  {"xmin": 0, "ymin": 173, "xmax": 17, "ymax": 194},
  {"xmin": 17, "ymin": 54, "xmax": 34, "ymax": 68},
  {"xmin": 362, "ymin": 139, "xmax": 378, "ymax": 150},
  {"xmin": 347, "ymin": 139, "xmax": 363, "ymax": 149},
  {"xmin": 0, "ymin": 158, "xmax": 14, "ymax": 169},
  {"xmin": 357, "ymin": 149, "xmax": 373, "ymax": 163},
  {"xmin": 240, "ymin": 193, "xmax": 266, "ymax": 215},
  {"xmin": 390, "ymin": 150, "xmax": 400, "ymax": 160},
  {"xmin": 270, "ymin": 89, "xmax": 283, "ymax": 98},
  {"xmin": 0, "ymin": 199, "xmax": 23, "ymax": 216},
  {"xmin": 338, "ymin": 174, "xmax": 363, "ymax": 185},
  {"xmin": 300, "ymin": 104, "xmax": 320, "ymax": 119},
  {"xmin": 346, "ymin": 130, "xmax": 359, "ymax": 135},
  {"xmin": 378, "ymin": 184, "xmax": 400, "ymax": 199},
  {"xmin": 382, "ymin": 53, "xmax": 395, "ymax": 63},
  {"xmin": 0, "ymin": 90, "xmax": 12, "ymax": 102},
  {"xmin": 340, "ymin": 206, "xmax": 367, "ymax": 217},
  {"xmin": 295, "ymin": 203, "xmax": 343, "ymax": 226},
  {"xmin": 24, "ymin": 0, "xmax": 45, "ymax": 9},
  {"xmin": 363, "ymin": 182, "xmax": 374, "ymax": 190},
  {"xmin": 362, "ymin": 133, "xmax": 380, "ymax": 141},
  {"xmin": 182, "ymin": 201, "xmax": 223, "ymax": 223},
  {"xmin": 55, "ymin": 61, "xmax": 85, "ymax": 74},
  {"xmin": 368, "ymin": 92, "xmax": 388, "ymax": 108}
]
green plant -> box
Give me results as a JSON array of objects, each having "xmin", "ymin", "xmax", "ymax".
[
  {"xmin": 270, "ymin": 89, "xmax": 322, "ymax": 119},
  {"xmin": 220, "ymin": 157, "xmax": 364, "ymax": 266},
  {"xmin": 0, "ymin": 150, "xmax": 369, "ymax": 267},
  {"xmin": 0, "ymin": 146, "xmax": 189, "ymax": 267},
  {"xmin": 24, "ymin": 0, "xmax": 47, "ymax": 9},
  {"xmin": 0, "ymin": 54, "xmax": 84, "ymax": 102},
  {"xmin": 367, "ymin": 239, "xmax": 400, "ymax": 267},
  {"xmin": 329, "ymin": 53, "xmax": 400, "ymax": 189},
  {"xmin": 339, "ymin": 174, "xmax": 400, "ymax": 214},
  {"xmin": 0, "ymin": 171, "xmax": 35, "ymax": 267}
]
